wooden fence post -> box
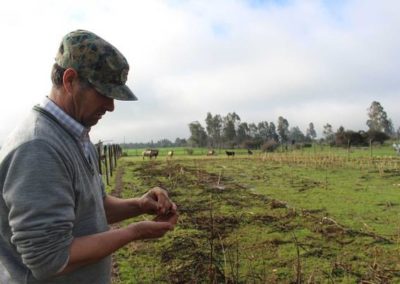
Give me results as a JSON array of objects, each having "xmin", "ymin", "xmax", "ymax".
[
  {"xmin": 96, "ymin": 144, "xmax": 102, "ymax": 175},
  {"xmin": 370, "ymin": 139, "xmax": 373, "ymax": 157},
  {"xmin": 96, "ymin": 143, "xmax": 123, "ymax": 186},
  {"xmin": 113, "ymin": 145, "xmax": 118, "ymax": 167},
  {"xmin": 104, "ymin": 145, "xmax": 109, "ymax": 185},
  {"xmin": 109, "ymin": 144, "xmax": 114, "ymax": 177}
]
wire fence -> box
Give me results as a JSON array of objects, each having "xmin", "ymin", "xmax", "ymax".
[{"xmin": 95, "ymin": 142, "xmax": 122, "ymax": 185}]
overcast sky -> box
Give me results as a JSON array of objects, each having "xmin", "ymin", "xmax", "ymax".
[{"xmin": 1, "ymin": 0, "xmax": 399, "ymax": 144}]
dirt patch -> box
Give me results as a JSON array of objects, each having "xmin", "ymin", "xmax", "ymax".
[
  {"xmin": 160, "ymin": 234, "xmax": 226, "ymax": 283},
  {"xmin": 110, "ymin": 166, "xmax": 124, "ymax": 198}
]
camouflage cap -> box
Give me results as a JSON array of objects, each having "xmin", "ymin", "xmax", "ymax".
[{"xmin": 55, "ymin": 29, "xmax": 137, "ymax": 101}]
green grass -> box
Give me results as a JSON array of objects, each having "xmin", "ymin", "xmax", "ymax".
[
  {"xmin": 108, "ymin": 146, "xmax": 400, "ymax": 283},
  {"xmin": 123, "ymin": 146, "xmax": 252, "ymax": 157},
  {"xmin": 122, "ymin": 142, "xmax": 400, "ymax": 158}
]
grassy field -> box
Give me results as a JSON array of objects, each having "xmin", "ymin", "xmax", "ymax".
[
  {"xmin": 124, "ymin": 143, "xmax": 399, "ymax": 158},
  {"xmin": 107, "ymin": 145, "xmax": 400, "ymax": 283}
]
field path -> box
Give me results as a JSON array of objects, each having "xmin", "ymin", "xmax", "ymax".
[{"xmin": 110, "ymin": 164, "xmax": 125, "ymax": 283}]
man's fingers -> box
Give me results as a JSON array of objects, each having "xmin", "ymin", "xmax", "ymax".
[
  {"xmin": 158, "ymin": 197, "xmax": 172, "ymax": 215},
  {"xmin": 154, "ymin": 211, "xmax": 178, "ymax": 225},
  {"xmin": 142, "ymin": 187, "xmax": 177, "ymax": 216},
  {"xmin": 168, "ymin": 212, "xmax": 178, "ymax": 225},
  {"xmin": 151, "ymin": 187, "xmax": 176, "ymax": 215},
  {"xmin": 130, "ymin": 221, "xmax": 175, "ymax": 240},
  {"xmin": 142, "ymin": 197, "xmax": 160, "ymax": 214}
]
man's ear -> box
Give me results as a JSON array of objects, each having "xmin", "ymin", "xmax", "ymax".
[{"xmin": 62, "ymin": 68, "xmax": 79, "ymax": 94}]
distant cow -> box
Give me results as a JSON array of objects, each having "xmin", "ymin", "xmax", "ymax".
[
  {"xmin": 207, "ymin": 150, "xmax": 215, "ymax": 156},
  {"xmin": 393, "ymin": 144, "xmax": 400, "ymax": 155},
  {"xmin": 142, "ymin": 149, "xmax": 159, "ymax": 160},
  {"xmin": 167, "ymin": 150, "xmax": 174, "ymax": 158},
  {"xmin": 225, "ymin": 150, "xmax": 235, "ymax": 157},
  {"xmin": 247, "ymin": 149, "xmax": 253, "ymax": 155}
]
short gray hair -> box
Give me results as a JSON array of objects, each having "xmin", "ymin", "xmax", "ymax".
[{"xmin": 51, "ymin": 63, "xmax": 92, "ymax": 90}]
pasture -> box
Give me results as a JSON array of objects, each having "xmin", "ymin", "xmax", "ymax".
[{"xmin": 108, "ymin": 146, "xmax": 400, "ymax": 283}]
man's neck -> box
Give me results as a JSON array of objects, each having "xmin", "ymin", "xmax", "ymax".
[{"xmin": 49, "ymin": 88, "xmax": 77, "ymax": 122}]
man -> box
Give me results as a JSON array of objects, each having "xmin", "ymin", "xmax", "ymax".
[{"xmin": 0, "ymin": 30, "xmax": 178, "ymax": 283}]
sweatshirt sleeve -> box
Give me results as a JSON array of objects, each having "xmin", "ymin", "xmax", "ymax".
[{"xmin": 2, "ymin": 140, "xmax": 75, "ymax": 280}]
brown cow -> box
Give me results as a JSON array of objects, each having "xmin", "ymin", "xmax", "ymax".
[
  {"xmin": 207, "ymin": 150, "xmax": 215, "ymax": 156},
  {"xmin": 142, "ymin": 149, "xmax": 159, "ymax": 160}
]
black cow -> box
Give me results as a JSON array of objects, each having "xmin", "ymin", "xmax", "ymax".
[{"xmin": 225, "ymin": 150, "xmax": 235, "ymax": 157}]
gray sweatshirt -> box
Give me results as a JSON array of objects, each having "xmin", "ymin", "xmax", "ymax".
[{"xmin": 0, "ymin": 106, "xmax": 111, "ymax": 283}]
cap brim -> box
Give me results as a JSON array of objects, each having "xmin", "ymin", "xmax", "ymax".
[{"xmin": 91, "ymin": 81, "xmax": 138, "ymax": 101}]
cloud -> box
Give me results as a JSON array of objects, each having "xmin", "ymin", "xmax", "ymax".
[{"xmin": 1, "ymin": 0, "xmax": 400, "ymax": 144}]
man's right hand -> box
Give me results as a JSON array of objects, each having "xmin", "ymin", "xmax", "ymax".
[
  {"xmin": 127, "ymin": 214, "xmax": 177, "ymax": 240},
  {"xmin": 60, "ymin": 212, "xmax": 178, "ymax": 276},
  {"xmin": 154, "ymin": 210, "xmax": 178, "ymax": 225}
]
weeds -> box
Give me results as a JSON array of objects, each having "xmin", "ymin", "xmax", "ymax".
[{"xmin": 111, "ymin": 153, "xmax": 400, "ymax": 283}]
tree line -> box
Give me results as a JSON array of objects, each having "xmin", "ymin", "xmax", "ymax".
[
  {"xmin": 120, "ymin": 101, "xmax": 397, "ymax": 151},
  {"xmin": 187, "ymin": 101, "xmax": 397, "ymax": 151}
]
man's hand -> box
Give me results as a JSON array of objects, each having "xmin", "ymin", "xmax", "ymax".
[
  {"xmin": 140, "ymin": 187, "xmax": 177, "ymax": 216},
  {"xmin": 60, "ymin": 214, "xmax": 178, "ymax": 275},
  {"xmin": 127, "ymin": 217, "xmax": 177, "ymax": 240},
  {"xmin": 153, "ymin": 210, "xmax": 179, "ymax": 225},
  {"xmin": 60, "ymin": 189, "xmax": 179, "ymax": 275}
]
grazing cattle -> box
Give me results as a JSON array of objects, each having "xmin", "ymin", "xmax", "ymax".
[
  {"xmin": 207, "ymin": 150, "xmax": 215, "ymax": 156},
  {"xmin": 225, "ymin": 150, "xmax": 235, "ymax": 157},
  {"xmin": 167, "ymin": 150, "xmax": 174, "ymax": 158},
  {"xmin": 247, "ymin": 149, "xmax": 253, "ymax": 155},
  {"xmin": 142, "ymin": 149, "xmax": 159, "ymax": 160}
]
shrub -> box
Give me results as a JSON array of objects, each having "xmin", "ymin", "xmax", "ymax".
[
  {"xmin": 241, "ymin": 139, "xmax": 262, "ymax": 149},
  {"xmin": 261, "ymin": 139, "xmax": 278, "ymax": 152},
  {"xmin": 185, "ymin": 148, "xmax": 194, "ymax": 155}
]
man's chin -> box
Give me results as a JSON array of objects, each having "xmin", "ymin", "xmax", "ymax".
[{"xmin": 83, "ymin": 119, "xmax": 100, "ymax": 128}]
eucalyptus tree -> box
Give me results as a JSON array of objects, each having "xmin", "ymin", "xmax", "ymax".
[
  {"xmin": 248, "ymin": 123, "xmax": 259, "ymax": 139},
  {"xmin": 306, "ymin": 122, "xmax": 317, "ymax": 140},
  {"xmin": 237, "ymin": 122, "xmax": 250, "ymax": 145},
  {"xmin": 323, "ymin": 123, "xmax": 335, "ymax": 145},
  {"xmin": 205, "ymin": 112, "xmax": 222, "ymax": 148},
  {"xmin": 277, "ymin": 116, "xmax": 290, "ymax": 144},
  {"xmin": 222, "ymin": 112, "xmax": 241, "ymax": 147},
  {"xmin": 366, "ymin": 101, "xmax": 394, "ymax": 135},
  {"xmin": 288, "ymin": 126, "xmax": 306, "ymax": 143},
  {"xmin": 268, "ymin": 122, "xmax": 279, "ymax": 142},
  {"xmin": 257, "ymin": 121, "xmax": 269, "ymax": 141},
  {"xmin": 188, "ymin": 121, "xmax": 208, "ymax": 147}
]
